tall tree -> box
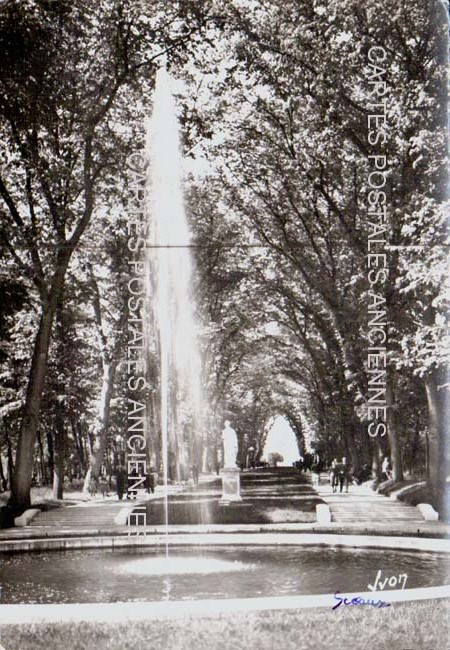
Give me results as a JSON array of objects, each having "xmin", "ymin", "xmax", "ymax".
[{"xmin": 0, "ymin": 0, "xmax": 211, "ymax": 510}]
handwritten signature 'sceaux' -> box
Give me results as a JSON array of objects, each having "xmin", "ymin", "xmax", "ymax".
[{"xmin": 332, "ymin": 591, "xmax": 391, "ymax": 610}]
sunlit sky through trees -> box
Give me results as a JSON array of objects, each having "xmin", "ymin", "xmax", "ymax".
[{"xmin": 262, "ymin": 416, "xmax": 299, "ymax": 465}]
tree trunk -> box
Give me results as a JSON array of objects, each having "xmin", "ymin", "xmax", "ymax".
[
  {"xmin": 361, "ymin": 424, "xmax": 372, "ymax": 466},
  {"xmin": 152, "ymin": 392, "xmax": 162, "ymax": 478},
  {"xmin": 386, "ymin": 371, "xmax": 403, "ymax": 482},
  {"xmin": 81, "ymin": 284, "xmax": 128, "ymax": 493},
  {"xmin": 145, "ymin": 396, "xmax": 158, "ymax": 471},
  {"xmin": 0, "ymin": 449, "xmax": 6, "ymax": 492},
  {"xmin": 340, "ymin": 403, "xmax": 361, "ymax": 472},
  {"xmin": 53, "ymin": 402, "xmax": 66, "ymax": 500},
  {"xmin": 421, "ymin": 0, "xmax": 449, "ymax": 521},
  {"xmin": 82, "ymin": 360, "xmax": 117, "ymax": 493},
  {"xmin": 46, "ymin": 430, "xmax": 54, "ymax": 481},
  {"xmin": 71, "ymin": 417, "xmax": 86, "ymax": 471},
  {"xmin": 53, "ymin": 294, "xmax": 67, "ymax": 500},
  {"xmin": 424, "ymin": 367, "xmax": 449, "ymax": 521},
  {"xmin": 8, "ymin": 307, "xmax": 55, "ymax": 510},
  {"xmin": 344, "ymin": 425, "xmax": 359, "ymax": 472},
  {"xmin": 3, "ymin": 417, "xmax": 14, "ymax": 490},
  {"xmin": 372, "ymin": 437, "xmax": 383, "ymax": 481},
  {"xmin": 410, "ymin": 420, "xmax": 421, "ymax": 476},
  {"xmin": 8, "ymin": 256, "xmax": 66, "ymax": 513},
  {"xmin": 36, "ymin": 429, "xmax": 47, "ymax": 485}
]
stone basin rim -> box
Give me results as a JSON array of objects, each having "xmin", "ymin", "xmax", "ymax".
[
  {"xmin": 0, "ymin": 586, "xmax": 449, "ymax": 625},
  {"xmin": 0, "ymin": 532, "xmax": 449, "ymax": 554}
]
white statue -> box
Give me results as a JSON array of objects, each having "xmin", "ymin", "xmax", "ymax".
[{"xmin": 222, "ymin": 420, "xmax": 238, "ymax": 468}]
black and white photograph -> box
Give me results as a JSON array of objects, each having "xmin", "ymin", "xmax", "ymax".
[{"xmin": 0, "ymin": 1, "xmax": 449, "ymax": 648}]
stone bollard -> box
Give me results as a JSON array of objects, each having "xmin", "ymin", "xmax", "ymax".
[
  {"xmin": 316, "ymin": 504, "xmax": 331, "ymax": 524},
  {"xmin": 14, "ymin": 508, "xmax": 40, "ymax": 527},
  {"xmin": 417, "ymin": 503, "xmax": 439, "ymax": 521}
]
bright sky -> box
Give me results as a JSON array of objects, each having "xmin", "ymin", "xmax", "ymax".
[{"xmin": 262, "ymin": 415, "xmax": 299, "ymax": 466}]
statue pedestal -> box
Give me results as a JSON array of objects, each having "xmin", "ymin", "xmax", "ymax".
[{"xmin": 219, "ymin": 467, "xmax": 242, "ymax": 505}]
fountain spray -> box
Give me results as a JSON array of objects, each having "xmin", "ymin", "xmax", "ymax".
[{"xmin": 145, "ymin": 61, "xmax": 203, "ymax": 553}]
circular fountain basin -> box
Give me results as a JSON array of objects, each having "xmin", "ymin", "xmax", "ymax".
[{"xmin": 1, "ymin": 543, "xmax": 449, "ymax": 605}]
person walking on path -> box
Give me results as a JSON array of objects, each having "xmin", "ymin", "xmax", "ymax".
[
  {"xmin": 89, "ymin": 475, "xmax": 98, "ymax": 499},
  {"xmin": 99, "ymin": 474, "xmax": 108, "ymax": 498},
  {"xmin": 382, "ymin": 456, "xmax": 392, "ymax": 481},
  {"xmin": 342, "ymin": 456, "xmax": 351, "ymax": 492},
  {"xmin": 329, "ymin": 459, "xmax": 338, "ymax": 493},
  {"xmin": 334, "ymin": 458, "xmax": 349, "ymax": 493},
  {"xmin": 311, "ymin": 454, "xmax": 323, "ymax": 487}
]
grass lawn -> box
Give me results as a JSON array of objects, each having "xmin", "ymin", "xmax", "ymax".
[
  {"xmin": 376, "ymin": 477, "xmax": 449, "ymax": 519},
  {"xmin": 0, "ymin": 599, "xmax": 448, "ymax": 650},
  {"xmin": 0, "ymin": 485, "xmax": 91, "ymax": 509}
]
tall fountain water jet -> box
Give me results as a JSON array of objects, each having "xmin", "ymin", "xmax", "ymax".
[{"xmin": 145, "ymin": 63, "xmax": 204, "ymax": 543}]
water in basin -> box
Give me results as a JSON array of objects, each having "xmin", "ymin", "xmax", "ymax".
[{"xmin": 1, "ymin": 544, "xmax": 449, "ymax": 604}]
